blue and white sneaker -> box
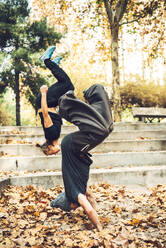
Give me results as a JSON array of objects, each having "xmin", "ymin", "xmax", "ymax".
[
  {"xmin": 40, "ymin": 46, "xmax": 56, "ymax": 62},
  {"xmin": 52, "ymin": 55, "xmax": 63, "ymax": 65}
]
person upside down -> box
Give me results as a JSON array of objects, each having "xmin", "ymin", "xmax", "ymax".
[
  {"xmin": 50, "ymin": 83, "xmax": 114, "ymax": 231},
  {"xmin": 36, "ymin": 46, "xmax": 74, "ymax": 155}
]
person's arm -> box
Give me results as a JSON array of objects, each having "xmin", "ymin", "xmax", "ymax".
[
  {"xmin": 40, "ymin": 85, "xmax": 53, "ymax": 128},
  {"xmin": 78, "ymin": 193, "xmax": 102, "ymax": 231},
  {"xmin": 86, "ymin": 187, "xmax": 97, "ymax": 210}
]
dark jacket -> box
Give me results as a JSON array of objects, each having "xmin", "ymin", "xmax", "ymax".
[{"xmin": 58, "ymin": 84, "xmax": 113, "ymax": 153}]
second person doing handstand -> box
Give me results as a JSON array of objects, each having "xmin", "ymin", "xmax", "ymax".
[{"xmin": 36, "ymin": 46, "xmax": 74, "ymax": 155}]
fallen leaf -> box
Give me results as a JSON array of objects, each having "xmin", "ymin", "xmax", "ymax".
[{"xmin": 40, "ymin": 212, "xmax": 47, "ymax": 221}]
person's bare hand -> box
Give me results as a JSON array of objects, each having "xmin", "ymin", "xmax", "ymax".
[
  {"xmin": 40, "ymin": 85, "xmax": 48, "ymax": 94},
  {"xmin": 45, "ymin": 145, "xmax": 60, "ymax": 156}
]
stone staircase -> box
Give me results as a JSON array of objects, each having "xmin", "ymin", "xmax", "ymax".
[{"xmin": 0, "ymin": 122, "xmax": 166, "ymax": 189}]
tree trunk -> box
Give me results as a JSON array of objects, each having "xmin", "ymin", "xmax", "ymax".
[
  {"xmin": 15, "ymin": 70, "xmax": 21, "ymax": 126},
  {"xmin": 103, "ymin": 0, "xmax": 127, "ymax": 122},
  {"xmin": 120, "ymin": 28, "xmax": 125, "ymax": 84},
  {"xmin": 111, "ymin": 25, "xmax": 121, "ymax": 122},
  {"xmin": 141, "ymin": 32, "xmax": 145, "ymax": 81}
]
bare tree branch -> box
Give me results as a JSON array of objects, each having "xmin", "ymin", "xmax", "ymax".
[
  {"xmin": 120, "ymin": 13, "xmax": 147, "ymax": 26},
  {"xmin": 156, "ymin": 30, "xmax": 164, "ymax": 50},
  {"xmin": 103, "ymin": 0, "xmax": 113, "ymax": 24},
  {"xmin": 119, "ymin": 0, "xmax": 159, "ymax": 27},
  {"xmin": 115, "ymin": 0, "xmax": 128, "ymax": 23}
]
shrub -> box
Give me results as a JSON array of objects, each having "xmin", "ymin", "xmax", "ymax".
[
  {"xmin": 120, "ymin": 80, "xmax": 162, "ymax": 109},
  {"xmin": 158, "ymin": 84, "xmax": 166, "ymax": 108},
  {"xmin": 0, "ymin": 103, "xmax": 13, "ymax": 125}
]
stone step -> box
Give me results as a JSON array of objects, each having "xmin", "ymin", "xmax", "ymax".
[
  {"xmin": 109, "ymin": 130, "xmax": 166, "ymax": 141},
  {"xmin": 1, "ymin": 130, "xmax": 166, "ymax": 144},
  {"xmin": 1, "ymin": 139, "xmax": 166, "ymax": 156},
  {"xmin": 8, "ymin": 165, "xmax": 166, "ymax": 189},
  {"xmin": 0, "ymin": 178, "xmax": 10, "ymax": 193},
  {"xmin": 1, "ymin": 121, "xmax": 166, "ymax": 134},
  {"xmin": 1, "ymin": 151, "xmax": 166, "ymax": 171},
  {"xmin": 114, "ymin": 122, "xmax": 166, "ymax": 131},
  {"xmin": 0, "ymin": 125, "xmax": 76, "ymax": 135}
]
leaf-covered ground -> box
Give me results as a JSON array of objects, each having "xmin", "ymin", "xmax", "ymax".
[{"xmin": 0, "ymin": 183, "xmax": 166, "ymax": 248}]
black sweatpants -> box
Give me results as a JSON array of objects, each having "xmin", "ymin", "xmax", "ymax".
[
  {"xmin": 59, "ymin": 84, "xmax": 113, "ymax": 204},
  {"xmin": 61, "ymin": 133, "xmax": 92, "ymax": 203}
]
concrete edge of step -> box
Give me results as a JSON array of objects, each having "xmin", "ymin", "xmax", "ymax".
[
  {"xmin": 7, "ymin": 165, "xmax": 166, "ymax": 177},
  {"xmin": 1, "ymin": 165, "xmax": 166, "ymax": 182},
  {"xmin": 1, "ymin": 166, "xmax": 165, "ymax": 192},
  {"xmin": 1, "ymin": 138, "xmax": 166, "ymax": 145},
  {"xmin": 0, "ymin": 178, "xmax": 10, "ymax": 194},
  {"xmin": 1, "ymin": 150, "xmax": 166, "ymax": 159},
  {"xmin": 1, "ymin": 152, "xmax": 166, "ymax": 173}
]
